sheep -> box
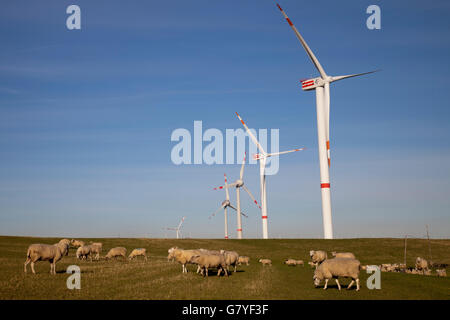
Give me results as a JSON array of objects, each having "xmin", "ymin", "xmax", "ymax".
[
  {"xmin": 71, "ymin": 239, "xmax": 85, "ymax": 248},
  {"xmin": 295, "ymin": 260, "xmax": 304, "ymax": 266},
  {"xmin": 308, "ymin": 261, "xmax": 315, "ymax": 268},
  {"xmin": 24, "ymin": 242, "xmax": 69, "ymax": 275},
  {"xmin": 259, "ymin": 259, "xmax": 272, "ymax": 266},
  {"xmin": 220, "ymin": 250, "xmax": 239, "ymax": 273},
  {"xmin": 105, "ymin": 247, "xmax": 127, "ymax": 260},
  {"xmin": 415, "ymin": 257, "xmax": 429, "ymax": 272},
  {"xmin": 76, "ymin": 245, "xmax": 91, "ymax": 260},
  {"xmin": 129, "ymin": 248, "xmax": 147, "ymax": 261},
  {"xmin": 310, "ymin": 250, "xmax": 327, "ymax": 267},
  {"xmin": 331, "ymin": 252, "xmax": 356, "ymax": 259},
  {"xmin": 238, "ymin": 256, "xmax": 250, "ymax": 266},
  {"xmin": 88, "ymin": 242, "xmax": 103, "ymax": 261},
  {"xmin": 423, "ymin": 269, "xmax": 432, "ymax": 276},
  {"xmin": 313, "ymin": 258, "xmax": 361, "ymax": 291},
  {"xmin": 171, "ymin": 248, "xmax": 203, "ymax": 273},
  {"xmin": 436, "ymin": 269, "xmax": 447, "ymax": 277},
  {"xmin": 189, "ymin": 254, "xmax": 229, "ymax": 277},
  {"xmin": 284, "ymin": 259, "xmax": 297, "ymax": 266}
]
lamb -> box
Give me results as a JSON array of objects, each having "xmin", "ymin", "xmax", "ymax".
[
  {"xmin": 71, "ymin": 239, "xmax": 85, "ymax": 248},
  {"xmin": 284, "ymin": 259, "xmax": 297, "ymax": 266},
  {"xmin": 220, "ymin": 250, "xmax": 239, "ymax": 273},
  {"xmin": 238, "ymin": 256, "xmax": 250, "ymax": 266},
  {"xmin": 331, "ymin": 252, "xmax": 356, "ymax": 259},
  {"xmin": 310, "ymin": 250, "xmax": 327, "ymax": 266},
  {"xmin": 436, "ymin": 269, "xmax": 447, "ymax": 277},
  {"xmin": 313, "ymin": 258, "xmax": 361, "ymax": 291},
  {"xmin": 415, "ymin": 257, "xmax": 429, "ymax": 272},
  {"xmin": 259, "ymin": 259, "xmax": 272, "ymax": 266},
  {"xmin": 295, "ymin": 260, "xmax": 304, "ymax": 266},
  {"xmin": 88, "ymin": 242, "xmax": 103, "ymax": 261},
  {"xmin": 76, "ymin": 245, "xmax": 91, "ymax": 260},
  {"xmin": 189, "ymin": 254, "xmax": 229, "ymax": 277},
  {"xmin": 24, "ymin": 242, "xmax": 69, "ymax": 274},
  {"xmin": 129, "ymin": 248, "xmax": 147, "ymax": 261},
  {"xmin": 105, "ymin": 247, "xmax": 127, "ymax": 260}
]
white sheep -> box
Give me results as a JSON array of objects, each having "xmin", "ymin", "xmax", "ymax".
[
  {"xmin": 259, "ymin": 259, "xmax": 272, "ymax": 266},
  {"xmin": 105, "ymin": 247, "xmax": 127, "ymax": 260},
  {"xmin": 331, "ymin": 252, "xmax": 356, "ymax": 259},
  {"xmin": 88, "ymin": 242, "xmax": 102, "ymax": 261},
  {"xmin": 71, "ymin": 239, "xmax": 85, "ymax": 248},
  {"xmin": 415, "ymin": 257, "xmax": 429, "ymax": 272},
  {"xmin": 189, "ymin": 254, "xmax": 229, "ymax": 277},
  {"xmin": 310, "ymin": 250, "xmax": 327, "ymax": 266},
  {"xmin": 220, "ymin": 250, "xmax": 239, "ymax": 273},
  {"xmin": 171, "ymin": 248, "xmax": 202, "ymax": 273},
  {"xmin": 313, "ymin": 258, "xmax": 361, "ymax": 291},
  {"xmin": 284, "ymin": 259, "xmax": 297, "ymax": 266},
  {"xmin": 129, "ymin": 248, "xmax": 147, "ymax": 261},
  {"xmin": 295, "ymin": 260, "xmax": 304, "ymax": 266},
  {"xmin": 238, "ymin": 256, "xmax": 250, "ymax": 266},
  {"xmin": 24, "ymin": 242, "xmax": 69, "ymax": 274},
  {"xmin": 436, "ymin": 269, "xmax": 447, "ymax": 277},
  {"xmin": 76, "ymin": 245, "xmax": 91, "ymax": 260}
]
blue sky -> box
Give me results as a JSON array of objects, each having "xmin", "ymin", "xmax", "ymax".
[{"xmin": 0, "ymin": 0, "xmax": 449, "ymax": 238}]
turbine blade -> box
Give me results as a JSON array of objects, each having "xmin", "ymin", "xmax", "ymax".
[
  {"xmin": 330, "ymin": 70, "xmax": 379, "ymax": 83},
  {"xmin": 235, "ymin": 112, "xmax": 267, "ymax": 155},
  {"xmin": 240, "ymin": 152, "xmax": 246, "ymax": 180},
  {"xmin": 209, "ymin": 203, "xmax": 225, "ymax": 219},
  {"xmin": 324, "ymin": 83, "xmax": 330, "ymax": 167},
  {"xmin": 178, "ymin": 216, "xmax": 185, "ymax": 229},
  {"xmin": 224, "ymin": 174, "xmax": 230, "ymax": 200},
  {"xmin": 228, "ymin": 204, "xmax": 248, "ymax": 218},
  {"xmin": 242, "ymin": 185, "xmax": 261, "ymax": 209},
  {"xmin": 276, "ymin": 3, "xmax": 327, "ymax": 79},
  {"xmin": 267, "ymin": 147, "xmax": 305, "ymax": 157}
]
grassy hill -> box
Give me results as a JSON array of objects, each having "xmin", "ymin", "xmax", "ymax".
[{"xmin": 0, "ymin": 236, "xmax": 448, "ymax": 300}]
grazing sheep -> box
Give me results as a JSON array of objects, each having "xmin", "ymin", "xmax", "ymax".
[
  {"xmin": 436, "ymin": 269, "xmax": 447, "ymax": 277},
  {"xmin": 238, "ymin": 256, "xmax": 250, "ymax": 266},
  {"xmin": 76, "ymin": 245, "xmax": 91, "ymax": 260},
  {"xmin": 259, "ymin": 259, "xmax": 272, "ymax": 266},
  {"xmin": 295, "ymin": 260, "xmax": 304, "ymax": 266},
  {"xmin": 220, "ymin": 250, "xmax": 239, "ymax": 273},
  {"xmin": 105, "ymin": 247, "xmax": 127, "ymax": 260},
  {"xmin": 129, "ymin": 248, "xmax": 147, "ymax": 261},
  {"xmin": 189, "ymin": 254, "xmax": 229, "ymax": 277},
  {"xmin": 415, "ymin": 257, "xmax": 429, "ymax": 272},
  {"xmin": 171, "ymin": 248, "xmax": 202, "ymax": 273},
  {"xmin": 88, "ymin": 243, "xmax": 103, "ymax": 261},
  {"xmin": 331, "ymin": 252, "xmax": 356, "ymax": 259},
  {"xmin": 310, "ymin": 250, "xmax": 328, "ymax": 266},
  {"xmin": 308, "ymin": 261, "xmax": 315, "ymax": 268},
  {"xmin": 71, "ymin": 239, "xmax": 85, "ymax": 248},
  {"xmin": 423, "ymin": 269, "xmax": 432, "ymax": 276},
  {"xmin": 284, "ymin": 259, "xmax": 297, "ymax": 266},
  {"xmin": 313, "ymin": 258, "xmax": 361, "ymax": 291},
  {"xmin": 24, "ymin": 242, "xmax": 69, "ymax": 274}
]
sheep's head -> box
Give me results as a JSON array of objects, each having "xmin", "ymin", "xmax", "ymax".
[
  {"xmin": 309, "ymin": 250, "xmax": 315, "ymax": 258},
  {"xmin": 313, "ymin": 270, "xmax": 322, "ymax": 287}
]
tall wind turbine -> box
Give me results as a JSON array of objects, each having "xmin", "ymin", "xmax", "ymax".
[
  {"xmin": 276, "ymin": 3, "xmax": 377, "ymax": 239},
  {"xmin": 210, "ymin": 174, "xmax": 248, "ymax": 239},
  {"xmin": 165, "ymin": 216, "xmax": 185, "ymax": 239},
  {"xmin": 236, "ymin": 112, "xmax": 305, "ymax": 239},
  {"xmin": 214, "ymin": 153, "xmax": 261, "ymax": 239}
]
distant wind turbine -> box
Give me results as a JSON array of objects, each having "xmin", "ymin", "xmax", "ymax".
[{"xmin": 165, "ymin": 217, "xmax": 186, "ymax": 239}]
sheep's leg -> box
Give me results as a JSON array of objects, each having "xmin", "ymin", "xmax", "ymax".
[
  {"xmin": 24, "ymin": 258, "xmax": 31, "ymax": 273},
  {"xmin": 335, "ymin": 279, "xmax": 341, "ymax": 291},
  {"xmin": 205, "ymin": 268, "xmax": 208, "ymax": 277},
  {"xmin": 31, "ymin": 262, "xmax": 36, "ymax": 274},
  {"xmin": 356, "ymin": 279, "xmax": 360, "ymax": 291},
  {"xmin": 217, "ymin": 267, "xmax": 221, "ymax": 277},
  {"xmin": 196, "ymin": 265, "xmax": 201, "ymax": 274},
  {"xmin": 323, "ymin": 279, "xmax": 328, "ymax": 290},
  {"xmin": 347, "ymin": 280, "xmax": 355, "ymax": 290},
  {"xmin": 234, "ymin": 264, "xmax": 237, "ymax": 273}
]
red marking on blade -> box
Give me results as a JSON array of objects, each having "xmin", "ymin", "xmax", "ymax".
[
  {"xmin": 240, "ymin": 120, "xmax": 245, "ymax": 125},
  {"xmin": 276, "ymin": 4, "xmax": 282, "ymax": 11},
  {"xmin": 237, "ymin": 229, "xmax": 242, "ymax": 232},
  {"xmin": 321, "ymin": 183, "xmax": 330, "ymax": 188},
  {"xmin": 286, "ymin": 18, "xmax": 293, "ymax": 26},
  {"xmin": 328, "ymin": 158, "xmax": 330, "ymax": 167},
  {"xmin": 262, "ymin": 216, "xmax": 268, "ymax": 219},
  {"xmin": 302, "ymin": 80, "xmax": 314, "ymax": 84},
  {"xmin": 326, "ymin": 141, "xmax": 330, "ymax": 150}
]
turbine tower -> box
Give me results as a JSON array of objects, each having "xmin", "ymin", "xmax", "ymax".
[
  {"xmin": 211, "ymin": 174, "xmax": 248, "ymax": 239},
  {"xmin": 165, "ymin": 216, "xmax": 185, "ymax": 239},
  {"xmin": 276, "ymin": 3, "xmax": 377, "ymax": 239},
  {"xmin": 236, "ymin": 112, "xmax": 305, "ymax": 239},
  {"xmin": 214, "ymin": 153, "xmax": 261, "ymax": 239}
]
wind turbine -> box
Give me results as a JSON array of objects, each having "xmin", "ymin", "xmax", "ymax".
[
  {"xmin": 236, "ymin": 112, "xmax": 305, "ymax": 239},
  {"xmin": 210, "ymin": 174, "xmax": 248, "ymax": 239},
  {"xmin": 214, "ymin": 153, "xmax": 261, "ymax": 239},
  {"xmin": 165, "ymin": 217, "xmax": 185, "ymax": 239},
  {"xmin": 276, "ymin": 3, "xmax": 377, "ymax": 239}
]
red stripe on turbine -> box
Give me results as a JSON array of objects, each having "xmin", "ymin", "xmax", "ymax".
[
  {"xmin": 237, "ymin": 229, "xmax": 242, "ymax": 231},
  {"xmin": 262, "ymin": 216, "xmax": 268, "ymax": 219},
  {"xmin": 276, "ymin": 3, "xmax": 282, "ymax": 11},
  {"xmin": 225, "ymin": 236, "xmax": 228, "ymax": 239},
  {"xmin": 321, "ymin": 183, "xmax": 330, "ymax": 188},
  {"xmin": 286, "ymin": 18, "xmax": 293, "ymax": 26}
]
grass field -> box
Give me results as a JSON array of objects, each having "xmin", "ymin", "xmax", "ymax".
[{"xmin": 0, "ymin": 236, "xmax": 448, "ymax": 300}]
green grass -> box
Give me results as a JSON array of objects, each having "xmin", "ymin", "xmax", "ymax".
[{"xmin": 0, "ymin": 236, "xmax": 448, "ymax": 300}]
